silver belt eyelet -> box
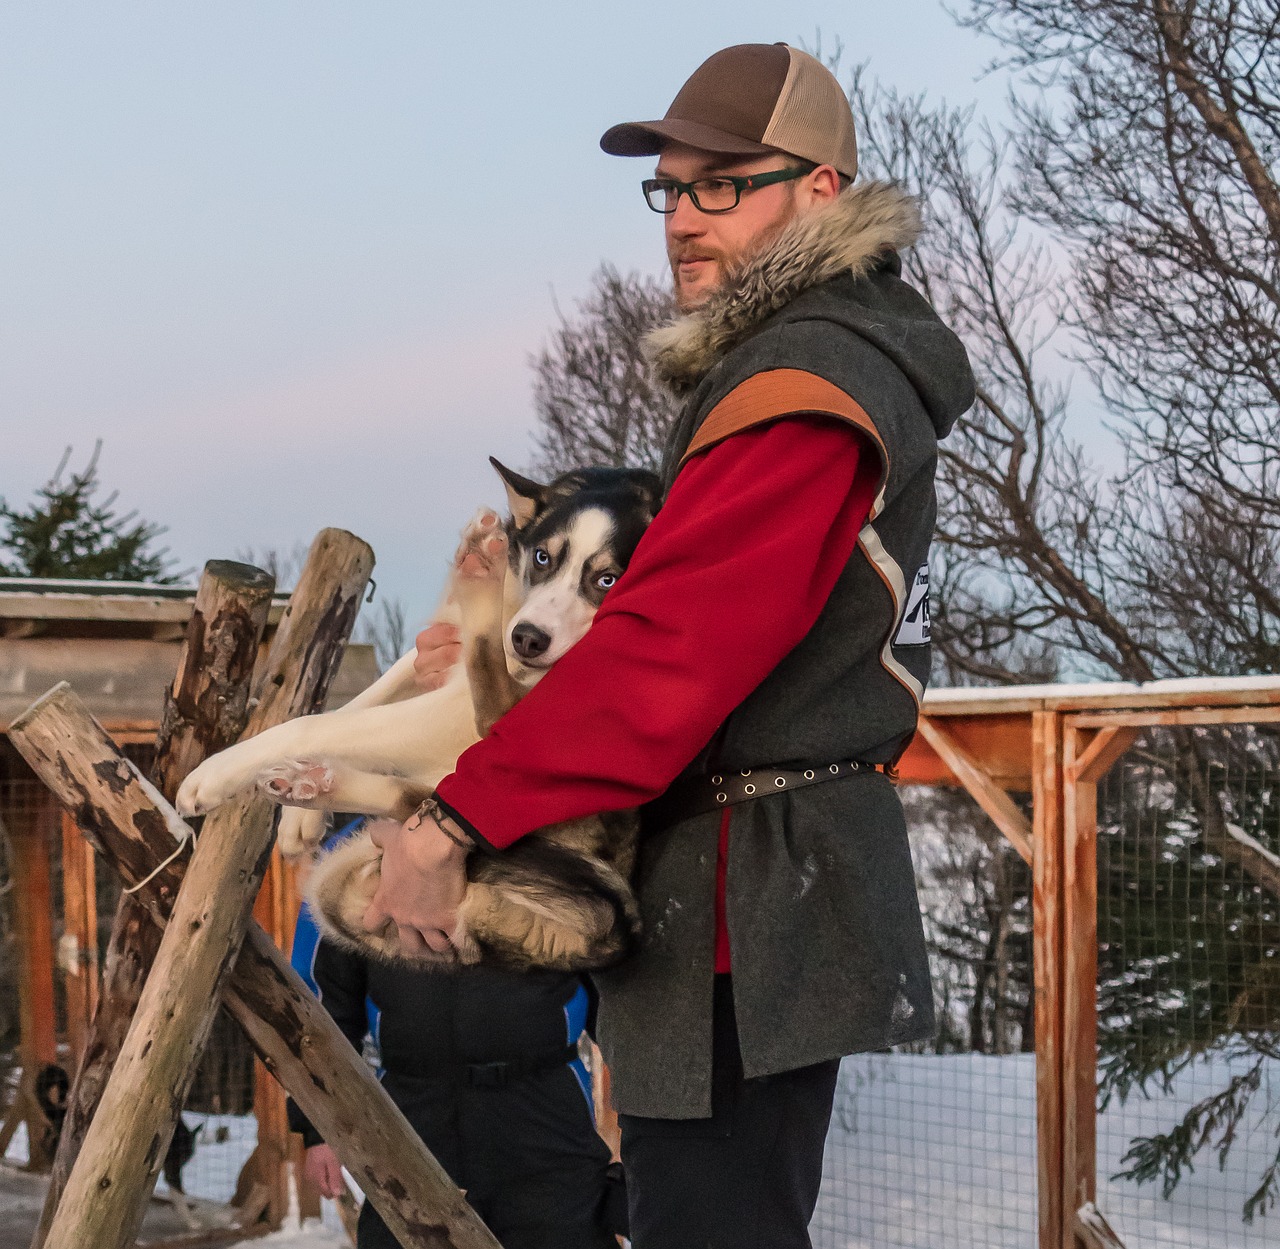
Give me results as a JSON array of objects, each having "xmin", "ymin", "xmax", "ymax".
[
  {"xmin": 716, "ymin": 792, "xmax": 728, "ymax": 803},
  {"xmin": 740, "ymin": 769, "xmax": 752, "ymax": 777},
  {"xmin": 744, "ymin": 784, "xmax": 756, "ymax": 795},
  {"xmin": 804, "ymin": 769, "xmax": 815, "ymax": 780},
  {"xmin": 775, "ymin": 777, "xmax": 786, "ymax": 787},
  {"xmin": 829, "ymin": 763, "xmax": 840, "ymax": 774},
  {"xmin": 712, "ymin": 775, "xmax": 723, "ymax": 785}
]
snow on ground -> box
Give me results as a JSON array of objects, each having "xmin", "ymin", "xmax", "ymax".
[
  {"xmin": 813, "ymin": 1051, "xmax": 1279, "ymax": 1249},
  {"xmin": 10, "ymin": 1052, "xmax": 1276, "ymax": 1247},
  {"xmin": 229, "ymin": 1217, "xmax": 351, "ymax": 1247}
]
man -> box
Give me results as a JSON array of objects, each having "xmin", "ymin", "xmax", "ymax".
[
  {"xmin": 288, "ymin": 823, "xmax": 617, "ymax": 1249},
  {"xmin": 367, "ymin": 43, "xmax": 975, "ymax": 1246}
]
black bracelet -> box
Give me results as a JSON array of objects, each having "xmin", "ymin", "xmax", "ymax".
[{"xmin": 411, "ymin": 796, "xmax": 474, "ymax": 851}]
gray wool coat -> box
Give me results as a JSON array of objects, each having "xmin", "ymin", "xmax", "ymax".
[{"xmin": 593, "ymin": 182, "xmax": 976, "ymax": 1120}]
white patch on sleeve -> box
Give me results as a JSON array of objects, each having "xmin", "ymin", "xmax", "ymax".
[{"xmin": 894, "ymin": 564, "xmax": 931, "ymax": 646}]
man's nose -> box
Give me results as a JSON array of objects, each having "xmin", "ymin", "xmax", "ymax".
[{"xmin": 667, "ymin": 192, "xmax": 706, "ymax": 238}]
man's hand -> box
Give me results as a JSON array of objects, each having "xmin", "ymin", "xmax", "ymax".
[
  {"xmin": 413, "ymin": 622, "xmax": 462, "ymax": 692},
  {"xmin": 304, "ymin": 1144, "xmax": 346, "ymax": 1200},
  {"xmin": 362, "ymin": 811, "xmax": 469, "ymax": 956}
]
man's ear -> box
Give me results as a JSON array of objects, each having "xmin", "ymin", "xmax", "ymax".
[{"xmin": 489, "ymin": 457, "xmax": 547, "ymax": 529}]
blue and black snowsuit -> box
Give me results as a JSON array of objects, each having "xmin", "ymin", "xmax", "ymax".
[{"xmin": 287, "ymin": 828, "xmax": 615, "ymax": 1249}]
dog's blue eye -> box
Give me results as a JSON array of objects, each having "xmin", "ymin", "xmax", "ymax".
[
  {"xmin": 597, "ymin": 573, "xmax": 616, "ymax": 589},
  {"xmin": 533, "ymin": 548, "xmax": 550, "ymax": 567}
]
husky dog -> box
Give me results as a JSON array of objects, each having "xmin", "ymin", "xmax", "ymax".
[{"xmin": 177, "ymin": 460, "xmax": 659, "ymax": 971}]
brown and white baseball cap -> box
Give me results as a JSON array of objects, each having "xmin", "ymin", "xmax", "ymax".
[{"xmin": 601, "ymin": 43, "xmax": 857, "ymax": 180}]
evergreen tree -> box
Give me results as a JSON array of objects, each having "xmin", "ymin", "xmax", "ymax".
[{"xmin": 0, "ymin": 444, "xmax": 180, "ymax": 583}]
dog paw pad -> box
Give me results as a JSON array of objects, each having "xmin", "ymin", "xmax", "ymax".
[{"xmin": 258, "ymin": 760, "xmax": 335, "ymax": 803}]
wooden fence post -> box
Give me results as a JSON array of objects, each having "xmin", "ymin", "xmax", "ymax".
[
  {"xmin": 58, "ymin": 813, "xmax": 98, "ymax": 1063},
  {"xmin": 1033, "ymin": 710, "xmax": 1066, "ymax": 1249},
  {"xmin": 1062, "ymin": 722, "xmax": 1140, "ymax": 1249},
  {"xmin": 30, "ymin": 558, "xmax": 275, "ymax": 1249},
  {"xmin": 29, "ymin": 529, "xmax": 371, "ymax": 1249},
  {"xmin": 10, "ymin": 682, "xmax": 500, "ymax": 1245}
]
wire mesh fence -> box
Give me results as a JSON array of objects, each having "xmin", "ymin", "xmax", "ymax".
[
  {"xmin": 1095, "ymin": 723, "xmax": 1280, "ymax": 1248},
  {"xmin": 0, "ymin": 747, "xmax": 261, "ymax": 1209},
  {"xmin": 812, "ymin": 787, "xmax": 1038, "ymax": 1248}
]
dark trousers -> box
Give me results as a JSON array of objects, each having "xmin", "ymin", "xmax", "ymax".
[
  {"xmin": 355, "ymin": 1066, "xmax": 614, "ymax": 1249},
  {"xmin": 620, "ymin": 976, "xmax": 839, "ymax": 1249}
]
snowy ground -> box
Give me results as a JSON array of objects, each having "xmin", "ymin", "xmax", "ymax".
[
  {"xmin": 813, "ymin": 1051, "xmax": 1279, "ymax": 1249},
  {"xmin": 7, "ymin": 1052, "xmax": 1276, "ymax": 1248}
]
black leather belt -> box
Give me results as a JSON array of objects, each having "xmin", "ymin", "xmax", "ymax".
[
  {"xmin": 387, "ymin": 1043, "xmax": 579, "ymax": 1087},
  {"xmin": 647, "ymin": 759, "xmax": 883, "ymax": 828}
]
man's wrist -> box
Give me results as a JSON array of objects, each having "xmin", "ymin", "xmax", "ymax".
[{"xmin": 408, "ymin": 796, "xmax": 474, "ymax": 852}]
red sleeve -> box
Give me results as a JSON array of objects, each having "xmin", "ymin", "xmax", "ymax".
[{"xmin": 434, "ymin": 415, "xmax": 879, "ymax": 849}]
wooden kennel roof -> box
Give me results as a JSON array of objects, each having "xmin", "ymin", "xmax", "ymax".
[{"xmin": 0, "ymin": 578, "xmax": 381, "ymax": 737}]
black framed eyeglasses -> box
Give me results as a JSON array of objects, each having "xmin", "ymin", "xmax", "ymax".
[{"xmin": 641, "ymin": 166, "xmax": 811, "ymax": 215}]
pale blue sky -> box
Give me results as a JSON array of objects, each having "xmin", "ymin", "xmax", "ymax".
[{"xmin": 2, "ymin": 2, "xmax": 1011, "ymax": 632}]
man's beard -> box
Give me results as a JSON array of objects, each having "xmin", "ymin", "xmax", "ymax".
[{"xmin": 667, "ymin": 200, "xmax": 798, "ymax": 312}]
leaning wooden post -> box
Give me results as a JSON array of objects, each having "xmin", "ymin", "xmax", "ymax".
[
  {"xmin": 10, "ymin": 644, "xmax": 499, "ymax": 1241},
  {"xmin": 30, "ymin": 560, "xmax": 275, "ymax": 1249},
  {"xmin": 34, "ymin": 530, "xmax": 371, "ymax": 1249}
]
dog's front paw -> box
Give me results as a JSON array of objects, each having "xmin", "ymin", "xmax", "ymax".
[
  {"xmin": 176, "ymin": 749, "xmax": 262, "ymax": 816},
  {"xmin": 278, "ymin": 807, "xmax": 329, "ymax": 858},
  {"xmin": 451, "ymin": 509, "xmax": 508, "ymax": 592},
  {"xmin": 258, "ymin": 759, "xmax": 335, "ymax": 806}
]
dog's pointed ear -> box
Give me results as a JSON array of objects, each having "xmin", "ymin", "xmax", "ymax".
[
  {"xmin": 631, "ymin": 470, "xmax": 664, "ymax": 520},
  {"xmin": 490, "ymin": 457, "xmax": 547, "ymax": 529}
]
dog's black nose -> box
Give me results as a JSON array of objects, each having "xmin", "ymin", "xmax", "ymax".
[{"xmin": 511, "ymin": 623, "xmax": 552, "ymax": 661}]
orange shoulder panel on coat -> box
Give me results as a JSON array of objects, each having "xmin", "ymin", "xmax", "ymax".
[{"xmin": 681, "ymin": 369, "xmax": 882, "ymax": 465}]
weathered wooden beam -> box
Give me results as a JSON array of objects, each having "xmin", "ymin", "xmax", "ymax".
[
  {"xmin": 28, "ymin": 530, "xmax": 372, "ymax": 1249},
  {"xmin": 917, "ymin": 715, "xmax": 1034, "ymax": 863},
  {"xmin": 10, "ymin": 682, "xmax": 500, "ymax": 1247},
  {"xmin": 224, "ymin": 927, "xmax": 498, "ymax": 1248},
  {"xmin": 30, "ymin": 560, "xmax": 275, "ymax": 1249},
  {"xmin": 1068, "ymin": 727, "xmax": 1140, "ymax": 786},
  {"xmin": 151, "ymin": 561, "xmax": 276, "ymax": 799}
]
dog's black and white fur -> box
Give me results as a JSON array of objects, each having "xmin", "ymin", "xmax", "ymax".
[{"xmin": 177, "ymin": 460, "xmax": 659, "ymax": 972}]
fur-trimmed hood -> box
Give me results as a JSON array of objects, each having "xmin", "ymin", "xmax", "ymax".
[
  {"xmin": 645, "ymin": 181, "xmax": 920, "ymax": 390},
  {"xmin": 643, "ymin": 180, "xmax": 972, "ymax": 440}
]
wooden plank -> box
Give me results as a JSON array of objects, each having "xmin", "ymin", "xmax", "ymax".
[
  {"xmin": 922, "ymin": 673, "xmax": 1280, "ymax": 715},
  {"xmin": 896, "ymin": 713, "xmax": 1036, "ymax": 790},
  {"xmin": 59, "ymin": 812, "xmax": 99, "ymax": 1062},
  {"xmin": 1032, "ymin": 710, "xmax": 1065, "ymax": 1249},
  {"xmin": 247, "ymin": 848, "xmax": 296, "ymax": 1228},
  {"xmin": 1062, "ymin": 724, "xmax": 1100, "ymax": 1246},
  {"xmin": 30, "ymin": 529, "xmax": 375, "ymax": 1249},
  {"xmin": 1073, "ymin": 1202, "xmax": 1125, "ymax": 1249},
  {"xmin": 1068, "ymin": 727, "xmax": 1140, "ymax": 787},
  {"xmin": 10, "ymin": 805, "xmax": 58, "ymax": 1069},
  {"xmin": 1068, "ymin": 705, "xmax": 1280, "ymax": 728},
  {"xmin": 916, "ymin": 717, "xmax": 1034, "ymax": 863}
]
